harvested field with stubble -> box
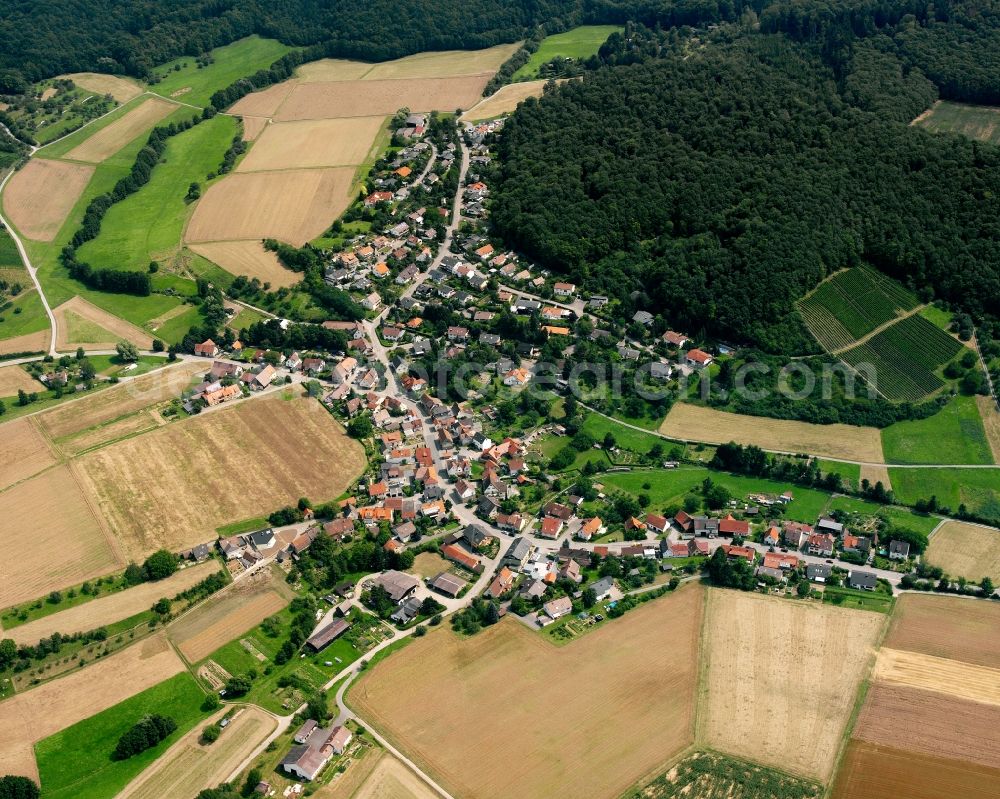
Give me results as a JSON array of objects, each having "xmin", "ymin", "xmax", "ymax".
[
  {"xmin": 699, "ymin": 589, "xmax": 884, "ymax": 782},
  {"xmin": 463, "ymin": 79, "xmax": 554, "ymax": 121},
  {"xmin": 53, "ymin": 295, "xmax": 155, "ymax": 350},
  {"xmin": 362, "ymin": 43, "xmax": 519, "ymax": 80},
  {"xmin": 61, "ymin": 72, "xmax": 144, "ymax": 102},
  {"xmin": 229, "ymin": 83, "xmax": 294, "ymax": 118},
  {"xmin": 347, "ymin": 754, "xmax": 439, "ymax": 799},
  {"xmin": 872, "ymin": 648, "xmax": 1000, "ymax": 706},
  {"xmin": 0, "ymin": 328, "xmax": 49, "ymax": 355},
  {"xmin": 189, "ymin": 240, "xmax": 300, "ymax": 287},
  {"xmin": 884, "ymin": 593, "xmax": 1000, "ymax": 668},
  {"xmin": 76, "ymin": 396, "xmax": 365, "ymax": 558},
  {"xmin": 2, "ymin": 158, "xmax": 95, "ymax": 241},
  {"xmin": 185, "ymin": 167, "xmax": 356, "ymax": 246},
  {"xmin": 57, "ymin": 409, "xmax": 159, "ymax": 457},
  {"xmin": 237, "ymin": 116, "xmax": 387, "ymax": 171},
  {"xmin": 117, "ymin": 705, "xmax": 276, "ymax": 799},
  {"xmin": 275, "ymin": 76, "xmax": 490, "ymax": 121},
  {"xmin": 240, "ymin": 115, "xmax": 268, "ymax": 141},
  {"xmin": 169, "ymin": 571, "xmax": 292, "ymax": 663},
  {"xmin": 0, "ymin": 464, "xmax": 123, "ymax": 608},
  {"xmin": 854, "ymin": 682, "xmax": 1000, "ymax": 770},
  {"xmin": 925, "ymin": 519, "xmax": 1000, "ymax": 582},
  {"xmin": 0, "ymin": 416, "xmax": 56, "ymax": 490},
  {"xmin": 0, "ymin": 364, "xmax": 39, "ymax": 395},
  {"xmin": 659, "ymin": 402, "xmax": 885, "ymax": 462},
  {"xmin": 62, "ymin": 96, "xmax": 175, "ymax": 162},
  {"xmin": 0, "ymin": 633, "xmax": 184, "ymax": 780},
  {"xmin": 831, "ymin": 741, "xmax": 1000, "ymax": 799},
  {"xmin": 36, "ymin": 360, "xmax": 202, "ymax": 443},
  {"xmin": 351, "ymin": 584, "xmax": 704, "ymax": 799},
  {"xmin": 8, "ymin": 560, "xmax": 221, "ymax": 645}
]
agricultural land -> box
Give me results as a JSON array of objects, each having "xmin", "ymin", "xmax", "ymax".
[
  {"xmin": 925, "ymin": 519, "xmax": 1000, "ymax": 581},
  {"xmin": 350, "ymin": 584, "xmax": 703, "ymax": 799},
  {"xmin": 511, "ymin": 26, "xmax": 623, "ymax": 79},
  {"xmin": 698, "ymin": 589, "xmax": 884, "ymax": 782},
  {"xmin": 462, "ymin": 79, "xmax": 554, "ymax": 121}
]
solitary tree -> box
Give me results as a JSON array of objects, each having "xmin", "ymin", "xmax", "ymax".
[{"xmin": 116, "ymin": 340, "xmax": 139, "ymax": 362}]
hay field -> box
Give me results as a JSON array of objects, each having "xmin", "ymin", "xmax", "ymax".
[
  {"xmin": 63, "ymin": 96, "xmax": 175, "ymax": 162},
  {"xmin": 925, "ymin": 519, "xmax": 1000, "ymax": 582},
  {"xmin": 832, "ymin": 741, "xmax": 1000, "ymax": 799},
  {"xmin": 872, "ymin": 648, "xmax": 1000, "ymax": 706},
  {"xmin": 699, "ymin": 589, "xmax": 884, "ymax": 782},
  {"xmin": 1, "ymin": 158, "xmax": 95, "ymax": 241},
  {"xmin": 0, "ymin": 633, "xmax": 184, "ymax": 780},
  {"xmin": 363, "ymin": 44, "xmax": 519, "ymax": 80},
  {"xmin": 169, "ymin": 571, "xmax": 292, "ymax": 663},
  {"xmin": 349, "ymin": 754, "xmax": 439, "ymax": 799},
  {"xmin": 976, "ymin": 395, "xmax": 1000, "ymax": 462},
  {"xmin": 659, "ymin": 402, "xmax": 885, "ymax": 462},
  {"xmin": 0, "ymin": 464, "xmax": 123, "ymax": 607},
  {"xmin": 240, "ymin": 115, "xmax": 268, "ymax": 141},
  {"xmin": 351, "ymin": 584, "xmax": 703, "ymax": 799},
  {"xmin": 8, "ymin": 560, "xmax": 221, "ymax": 645},
  {"xmin": 61, "ymin": 72, "xmax": 144, "ymax": 102},
  {"xmin": 0, "ymin": 364, "xmax": 39, "ymax": 395},
  {"xmin": 854, "ymin": 682, "xmax": 1000, "ymax": 770},
  {"xmin": 0, "ymin": 328, "xmax": 49, "ymax": 355},
  {"xmin": 77, "ymin": 395, "xmax": 365, "ymax": 558},
  {"xmin": 189, "ymin": 241, "xmax": 301, "ymax": 287},
  {"xmin": 463, "ymin": 79, "xmax": 553, "ymax": 121},
  {"xmin": 185, "ymin": 167, "xmax": 356, "ymax": 246},
  {"xmin": 229, "ymin": 83, "xmax": 294, "ymax": 118},
  {"xmin": 53, "ymin": 295, "xmax": 155, "ymax": 350},
  {"xmin": 0, "ymin": 416, "xmax": 56, "ymax": 490},
  {"xmin": 117, "ymin": 706, "xmax": 276, "ymax": 799},
  {"xmin": 885, "ymin": 593, "xmax": 1000, "ymax": 668},
  {"xmin": 275, "ymin": 76, "xmax": 490, "ymax": 121},
  {"xmin": 36, "ymin": 360, "xmax": 202, "ymax": 442},
  {"xmin": 237, "ymin": 116, "xmax": 387, "ymax": 171}
]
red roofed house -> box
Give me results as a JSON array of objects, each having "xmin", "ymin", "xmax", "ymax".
[
  {"xmin": 539, "ymin": 516, "xmax": 564, "ymax": 539},
  {"xmin": 807, "ymin": 533, "xmax": 835, "ymax": 557},
  {"xmin": 763, "ymin": 552, "xmax": 801, "ymax": 570},
  {"xmin": 365, "ymin": 191, "xmax": 394, "ymax": 207},
  {"xmin": 578, "ymin": 517, "xmax": 604, "ymax": 541},
  {"xmin": 487, "ymin": 566, "xmax": 515, "ymax": 598},
  {"xmin": 662, "ymin": 331, "xmax": 689, "ymax": 347},
  {"xmin": 441, "ymin": 543, "xmax": 483, "ymax": 573},
  {"xmin": 719, "ymin": 515, "xmax": 750, "ymax": 537},
  {"xmin": 685, "ymin": 348, "xmax": 714, "ymax": 368},
  {"xmin": 645, "ymin": 513, "xmax": 669, "ymax": 534},
  {"xmin": 195, "ymin": 339, "xmax": 219, "ymax": 357},
  {"xmin": 722, "ymin": 544, "xmax": 756, "ymax": 563}
]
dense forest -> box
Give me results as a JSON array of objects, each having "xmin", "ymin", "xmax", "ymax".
[
  {"xmin": 2, "ymin": 0, "xmax": 999, "ymax": 97},
  {"xmin": 491, "ymin": 31, "xmax": 1000, "ymax": 351}
]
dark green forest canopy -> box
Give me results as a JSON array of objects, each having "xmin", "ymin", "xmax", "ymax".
[{"xmin": 490, "ymin": 35, "xmax": 1000, "ymax": 352}]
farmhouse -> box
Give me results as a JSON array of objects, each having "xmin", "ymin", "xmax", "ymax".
[
  {"xmin": 442, "ymin": 543, "xmax": 483, "ymax": 573},
  {"xmin": 306, "ymin": 619, "xmax": 351, "ymax": 652},
  {"xmin": 375, "ymin": 570, "xmax": 420, "ymax": 604},
  {"xmin": 195, "ymin": 339, "xmax": 220, "ymax": 358},
  {"xmin": 281, "ymin": 725, "xmax": 353, "ymax": 782}
]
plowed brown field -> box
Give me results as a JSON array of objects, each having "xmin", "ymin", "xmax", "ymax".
[
  {"xmin": 885, "ymin": 593, "xmax": 1000, "ymax": 668},
  {"xmin": 831, "ymin": 741, "xmax": 1000, "ymax": 799},
  {"xmin": 854, "ymin": 682, "xmax": 1000, "ymax": 770}
]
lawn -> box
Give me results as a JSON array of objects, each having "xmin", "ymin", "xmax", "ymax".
[
  {"xmin": 821, "ymin": 586, "xmax": 894, "ymax": 613},
  {"xmin": 602, "ymin": 467, "xmax": 832, "ymax": 523},
  {"xmin": 582, "ymin": 413, "xmax": 681, "ymax": 455},
  {"xmin": 888, "ymin": 467, "xmax": 1000, "ymax": 523},
  {"xmin": 881, "ymin": 396, "xmax": 993, "ymax": 465},
  {"xmin": 34, "ymin": 672, "xmax": 208, "ymax": 799},
  {"xmin": 825, "ymin": 495, "xmax": 940, "ymax": 536},
  {"xmin": 200, "ymin": 606, "xmax": 366, "ymax": 714},
  {"xmin": 76, "ymin": 114, "xmax": 238, "ymax": 272},
  {"xmin": 512, "ymin": 26, "xmax": 623, "ymax": 80},
  {"xmin": 150, "ymin": 36, "xmax": 295, "ymax": 108}
]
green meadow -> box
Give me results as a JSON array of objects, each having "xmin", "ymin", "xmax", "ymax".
[
  {"xmin": 881, "ymin": 395, "xmax": 993, "ymax": 465},
  {"xmin": 150, "ymin": 36, "xmax": 295, "ymax": 108},
  {"xmin": 889, "ymin": 467, "xmax": 1000, "ymax": 523},
  {"xmin": 35, "ymin": 672, "xmax": 208, "ymax": 799},
  {"xmin": 76, "ymin": 114, "xmax": 237, "ymax": 272},
  {"xmin": 512, "ymin": 26, "xmax": 623, "ymax": 80}
]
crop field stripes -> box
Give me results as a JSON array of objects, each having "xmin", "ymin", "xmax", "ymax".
[
  {"xmin": 797, "ymin": 267, "xmax": 919, "ymax": 352},
  {"xmin": 841, "ymin": 314, "xmax": 963, "ymax": 402}
]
